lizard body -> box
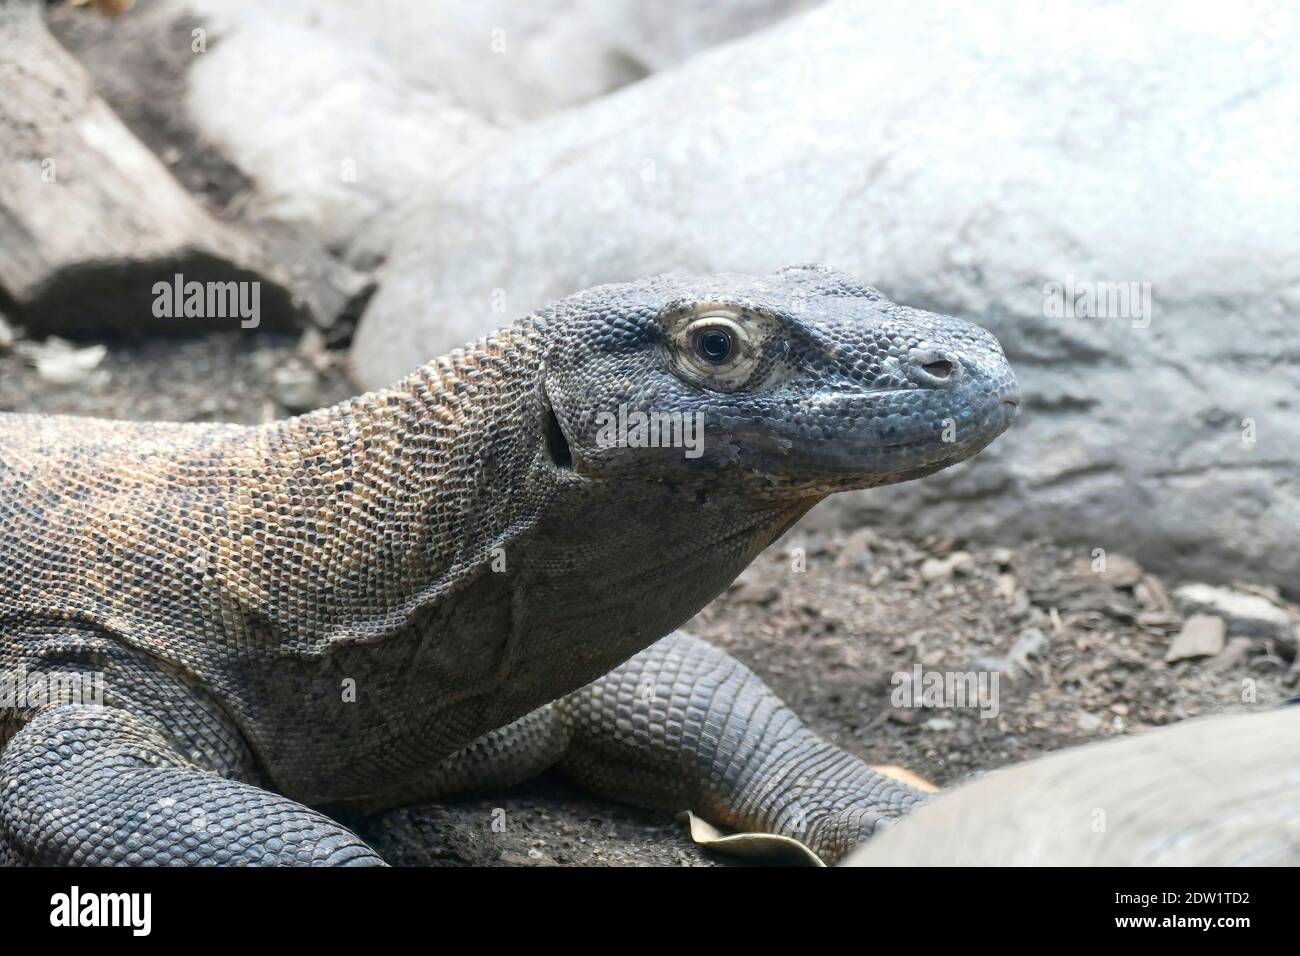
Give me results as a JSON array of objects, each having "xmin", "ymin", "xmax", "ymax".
[{"xmin": 0, "ymin": 266, "xmax": 1018, "ymax": 864}]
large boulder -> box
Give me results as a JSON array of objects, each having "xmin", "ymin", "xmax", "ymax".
[
  {"xmin": 352, "ymin": 0, "xmax": 1300, "ymax": 592},
  {"xmin": 179, "ymin": 0, "xmax": 810, "ymax": 257},
  {"xmin": 181, "ymin": 1, "xmax": 498, "ymax": 269},
  {"xmin": 844, "ymin": 708, "xmax": 1300, "ymax": 866},
  {"xmin": 180, "ymin": 0, "xmax": 815, "ymax": 124},
  {"xmin": 48, "ymin": 0, "xmax": 807, "ymax": 310},
  {"xmin": 0, "ymin": 0, "xmax": 306, "ymax": 336},
  {"xmin": 46, "ymin": 0, "xmax": 498, "ymax": 281}
]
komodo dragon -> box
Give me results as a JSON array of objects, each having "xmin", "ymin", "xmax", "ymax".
[{"xmin": 0, "ymin": 265, "xmax": 1020, "ymax": 866}]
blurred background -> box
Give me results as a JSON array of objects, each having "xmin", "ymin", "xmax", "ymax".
[{"xmin": 1, "ymin": 0, "xmax": 1296, "ymax": 862}]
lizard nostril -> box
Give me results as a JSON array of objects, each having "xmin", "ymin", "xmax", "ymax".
[
  {"xmin": 921, "ymin": 359, "xmax": 955, "ymax": 379},
  {"xmin": 908, "ymin": 349, "xmax": 962, "ymax": 386}
]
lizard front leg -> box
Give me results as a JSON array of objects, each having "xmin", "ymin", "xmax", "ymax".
[
  {"xmin": 406, "ymin": 631, "xmax": 927, "ymax": 864},
  {"xmin": 0, "ymin": 704, "xmax": 384, "ymax": 866},
  {"xmin": 557, "ymin": 631, "xmax": 928, "ymax": 864}
]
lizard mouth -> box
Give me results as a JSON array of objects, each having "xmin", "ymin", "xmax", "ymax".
[{"xmin": 727, "ymin": 385, "xmax": 1018, "ymax": 489}]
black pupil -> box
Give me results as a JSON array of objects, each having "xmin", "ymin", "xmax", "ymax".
[{"xmin": 698, "ymin": 329, "xmax": 732, "ymax": 362}]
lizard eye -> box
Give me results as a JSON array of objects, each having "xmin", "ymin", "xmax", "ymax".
[
  {"xmin": 662, "ymin": 305, "xmax": 768, "ymax": 391},
  {"xmin": 678, "ymin": 314, "xmax": 751, "ymax": 378},
  {"xmin": 692, "ymin": 326, "xmax": 735, "ymax": 364}
]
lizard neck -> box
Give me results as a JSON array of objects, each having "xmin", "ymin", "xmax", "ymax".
[
  {"xmin": 490, "ymin": 490, "xmax": 813, "ymax": 721},
  {"xmin": 262, "ymin": 314, "xmax": 556, "ymax": 647}
]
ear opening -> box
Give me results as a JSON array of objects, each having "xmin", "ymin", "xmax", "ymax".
[{"xmin": 544, "ymin": 404, "xmax": 573, "ymax": 470}]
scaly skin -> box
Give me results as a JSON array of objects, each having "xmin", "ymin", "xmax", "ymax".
[{"xmin": 0, "ymin": 265, "xmax": 1019, "ymax": 865}]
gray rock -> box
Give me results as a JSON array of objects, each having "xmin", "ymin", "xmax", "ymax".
[
  {"xmin": 919, "ymin": 552, "xmax": 973, "ymax": 583},
  {"xmin": 271, "ymin": 363, "xmax": 322, "ymax": 413},
  {"xmin": 1075, "ymin": 713, "xmax": 1104, "ymax": 734},
  {"xmin": 1173, "ymin": 584, "xmax": 1295, "ymax": 648},
  {"xmin": 57, "ymin": 0, "xmax": 804, "ymax": 276},
  {"xmin": 1093, "ymin": 554, "xmax": 1145, "ymax": 589},
  {"xmin": 1009, "ymin": 627, "xmax": 1048, "ymax": 671},
  {"xmin": 352, "ymin": 0, "xmax": 1300, "ymax": 595},
  {"xmin": 186, "ymin": 0, "xmax": 808, "ymax": 126},
  {"xmin": 0, "ymin": 0, "xmax": 305, "ymax": 336},
  {"xmin": 1207, "ymin": 636, "xmax": 1255, "ymax": 673},
  {"xmin": 182, "ymin": 0, "xmax": 501, "ymax": 268},
  {"xmin": 1165, "ymin": 614, "xmax": 1227, "ymax": 663},
  {"xmin": 18, "ymin": 338, "xmax": 108, "ymax": 388},
  {"xmin": 846, "ymin": 709, "xmax": 1300, "ymax": 865}
]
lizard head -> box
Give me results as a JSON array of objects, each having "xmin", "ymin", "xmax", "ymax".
[{"xmin": 542, "ymin": 264, "xmax": 1019, "ymax": 499}]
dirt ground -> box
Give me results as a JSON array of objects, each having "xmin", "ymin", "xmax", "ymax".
[{"xmin": 2, "ymin": 331, "xmax": 1294, "ymax": 866}]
